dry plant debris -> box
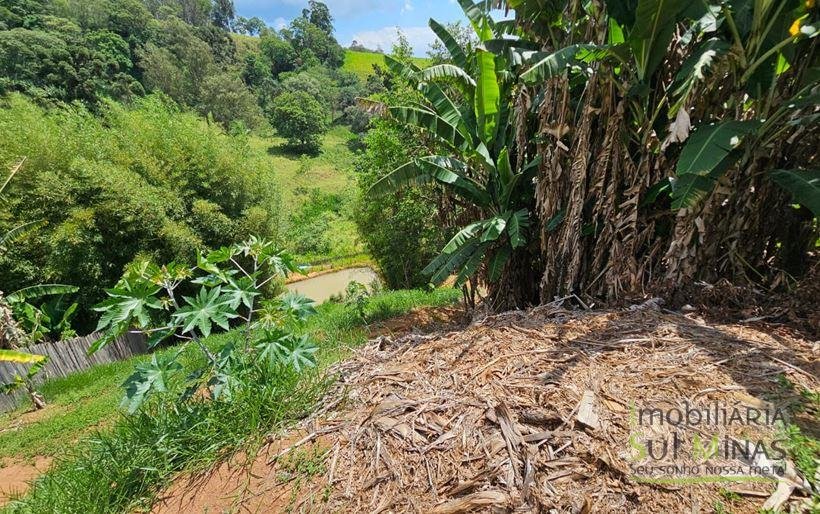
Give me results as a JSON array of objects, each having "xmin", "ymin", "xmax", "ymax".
[{"xmin": 156, "ymin": 305, "xmax": 819, "ymax": 513}]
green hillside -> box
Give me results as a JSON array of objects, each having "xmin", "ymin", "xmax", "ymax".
[{"xmin": 343, "ymin": 50, "xmax": 430, "ymax": 80}]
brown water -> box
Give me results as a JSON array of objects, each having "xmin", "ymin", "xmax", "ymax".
[{"xmin": 286, "ymin": 267, "xmax": 380, "ymax": 304}]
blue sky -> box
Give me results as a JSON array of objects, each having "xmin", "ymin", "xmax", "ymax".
[{"xmin": 234, "ymin": 0, "xmax": 468, "ymax": 56}]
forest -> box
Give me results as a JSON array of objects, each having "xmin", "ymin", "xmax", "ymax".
[{"xmin": 0, "ymin": 0, "xmax": 817, "ymax": 512}]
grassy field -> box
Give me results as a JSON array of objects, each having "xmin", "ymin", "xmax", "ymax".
[
  {"xmin": 342, "ymin": 50, "xmax": 431, "ymax": 80},
  {"xmin": 2, "ymin": 288, "xmax": 461, "ymax": 512},
  {"xmin": 250, "ymin": 124, "xmax": 365, "ymax": 265}
]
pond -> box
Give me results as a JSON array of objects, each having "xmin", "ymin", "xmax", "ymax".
[{"xmin": 286, "ymin": 267, "xmax": 380, "ymax": 304}]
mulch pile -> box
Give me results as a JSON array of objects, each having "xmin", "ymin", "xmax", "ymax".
[{"xmin": 156, "ymin": 302, "xmax": 819, "ymax": 513}]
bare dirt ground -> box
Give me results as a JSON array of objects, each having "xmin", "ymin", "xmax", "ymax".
[
  {"xmin": 154, "ymin": 302, "xmax": 819, "ymax": 513},
  {"xmin": 0, "ymin": 456, "xmax": 52, "ymax": 505}
]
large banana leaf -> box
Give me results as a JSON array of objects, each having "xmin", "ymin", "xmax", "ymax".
[
  {"xmin": 487, "ymin": 245, "xmax": 511, "ymax": 282},
  {"xmin": 429, "ymin": 19, "xmax": 469, "ymax": 70},
  {"xmin": 418, "ymin": 83, "xmax": 473, "ymax": 135},
  {"xmin": 0, "ymin": 349, "xmax": 46, "ymax": 364},
  {"xmin": 507, "ymin": 209, "xmax": 529, "ymax": 248},
  {"xmin": 383, "ymin": 54, "xmax": 421, "ymax": 81},
  {"xmin": 458, "ymin": 0, "xmax": 495, "ymax": 41},
  {"xmin": 0, "ymin": 219, "xmax": 46, "ymax": 251},
  {"xmin": 676, "ymin": 120, "xmax": 759, "ymax": 176},
  {"xmin": 670, "ymin": 174, "xmax": 716, "ymax": 209},
  {"xmin": 6, "ymin": 284, "xmax": 79, "ymax": 304},
  {"xmin": 480, "ymin": 216, "xmax": 507, "ymax": 242},
  {"xmin": 418, "ymin": 64, "xmax": 477, "ymax": 88},
  {"xmin": 442, "ymin": 221, "xmax": 487, "ymax": 253},
  {"xmin": 388, "ymin": 106, "xmax": 473, "ymax": 154},
  {"xmin": 520, "ymin": 44, "xmax": 601, "ymax": 84},
  {"xmin": 474, "ymin": 49, "xmax": 500, "ymax": 145},
  {"xmin": 369, "ymin": 156, "xmax": 492, "ymax": 206},
  {"xmin": 770, "ymin": 169, "xmax": 820, "ymax": 217},
  {"xmin": 629, "ymin": 0, "xmax": 691, "ymax": 80}
]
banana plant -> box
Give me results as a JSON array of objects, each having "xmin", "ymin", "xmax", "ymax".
[
  {"xmin": 369, "ymin": 4, "xmax": 541, "ymax": 287},
  {"xmin": 0, "ymin": 349, "xmax": 48, "ymax": 409}
]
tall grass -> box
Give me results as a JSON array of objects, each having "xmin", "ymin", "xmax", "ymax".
[{"xmin": 5, "ymin": 288, "xmax": 461, "ymax": 513}]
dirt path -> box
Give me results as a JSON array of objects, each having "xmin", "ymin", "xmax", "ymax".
[{"xmin": 153, "ymin": 304, "xmax": 818, "ymax": 513}]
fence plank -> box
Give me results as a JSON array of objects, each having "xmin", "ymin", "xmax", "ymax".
[{"xmin": 0, "ymin": 332, "xmax": 147, "ymax": 413}]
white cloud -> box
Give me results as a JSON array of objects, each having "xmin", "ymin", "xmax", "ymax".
[
  {"xmin": 401, "ymin": 0, "xmax": 414, "ymax": 14},
  {"xmin": 270, "ymin": 16, "xmax": 289, "ymax": 29},
  {"xmin": 238, "ymin": 0, "xmax": 401, "ymax": 17},
  {"xmin": 350, "ymin": 25, "xmax": 436, "ymax": 55}
]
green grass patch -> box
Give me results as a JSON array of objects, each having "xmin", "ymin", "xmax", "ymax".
[
  {"xmin": 3, "ymin": 287, "xmax": 461, "ymax": 513},
  {"xmin": 249, "ymin": 125, "xmax": 364, "ymax": 263},
  {"xmin": 343, "ymin": 50, "xmax": 430, "ymax": 81}
]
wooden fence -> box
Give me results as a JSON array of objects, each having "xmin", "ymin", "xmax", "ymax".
[{"xmin": 0, "ymin": 332, "xmax": 147, "ymax": 413}]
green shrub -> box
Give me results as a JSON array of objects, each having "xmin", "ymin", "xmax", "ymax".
[{"xmin": 354, "ymin": 116, "xmax": 448, "ymax": 289}]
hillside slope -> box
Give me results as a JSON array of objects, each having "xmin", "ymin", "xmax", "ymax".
[{"xmin": 343, "ymin": 50, "xmax": 431, "ymax": 80}]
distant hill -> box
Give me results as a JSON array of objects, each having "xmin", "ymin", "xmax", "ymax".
[{"xmin": 343, "ymin": 50, "xmax": 431, "ymax": 81}]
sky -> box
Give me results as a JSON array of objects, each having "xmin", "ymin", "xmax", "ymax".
[{"xmin": 233, "ymin": 0, "xmax": 468, "ymax": 56}]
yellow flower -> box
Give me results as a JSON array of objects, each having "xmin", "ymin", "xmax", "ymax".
[{"xmin": 789, "ymin": 18, "xmax": 801, "ymax": 37}]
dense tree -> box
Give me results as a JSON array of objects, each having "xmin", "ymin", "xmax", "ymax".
[
  {"xmin": 258, "ymin": 33, "xmax": 297, "ymax": 77},
  {"xmin": 210, "ymin": 0, "xmax": 234, "ymax": 30},
  {"xmin": 302, "ymin": 0, "xmax": 333, "ymax": 35},
  {"xmin": 372, "ymin": 0, "xmax": 819, "ymax": 309},
  {"xmin": 197, "ymin": 72, "xmax": 264, "ymax": 129},
  {"xmin": 234, "ymin": 15, "xmax": 265, "ymax": 36},
  {"xmin": 269, "ymin": 91, "xmax": 328, "ymax": 153},
  {"xmin": 283, "ymin": 16, "xmax": 344, "ymax": 68},
  {"xmin": 139, "ymin": 16, "xmax": 215, "ymax": 105}
]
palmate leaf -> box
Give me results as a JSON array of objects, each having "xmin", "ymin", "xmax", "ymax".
[
  {"xmin": 280, "ymin": 334, "xmax": 318, "ymax": 372},
  {"xmin": 255, "ymin": 332, "xmax": 318, "ymax": 373},
  {"xmin": 770, "ymin": 169, "xmax": 820, "ymax": 217},
  {"xmin": 120, "ymin": 352, "xmax": 182, "ymax": 414},
  {"xmin": 277, "ymin": 291, "xmax": 316, "ymax": 322},
  {"xmin": 0, "ymin": 349, "xmax": 46, "ymax": 364},
  {"xmin": 172, "ymin": 286, "xmax": 238, "ymax": 338},
  {"xmin": 6, "ymin": 284, "xmax": 78, "ymax": 304},
  {"xmin": 474, "ymin": 49, "xmax": 500, "ymax": 145},
  {"xmin": 94, "ymin": 280, "xmax": 163, "ymax": 332},
  {"xmin": 222, "ymin": 277, "xmax": 259, "ymax": 310},
  {"xmin": 429, "ymin": 19, "xmax": 469, "ymax": 69}
]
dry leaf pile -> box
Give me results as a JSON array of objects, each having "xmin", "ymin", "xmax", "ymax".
[{"xmin": 157, "ymin": 304, "xmax": 819, "ymax": 513}]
